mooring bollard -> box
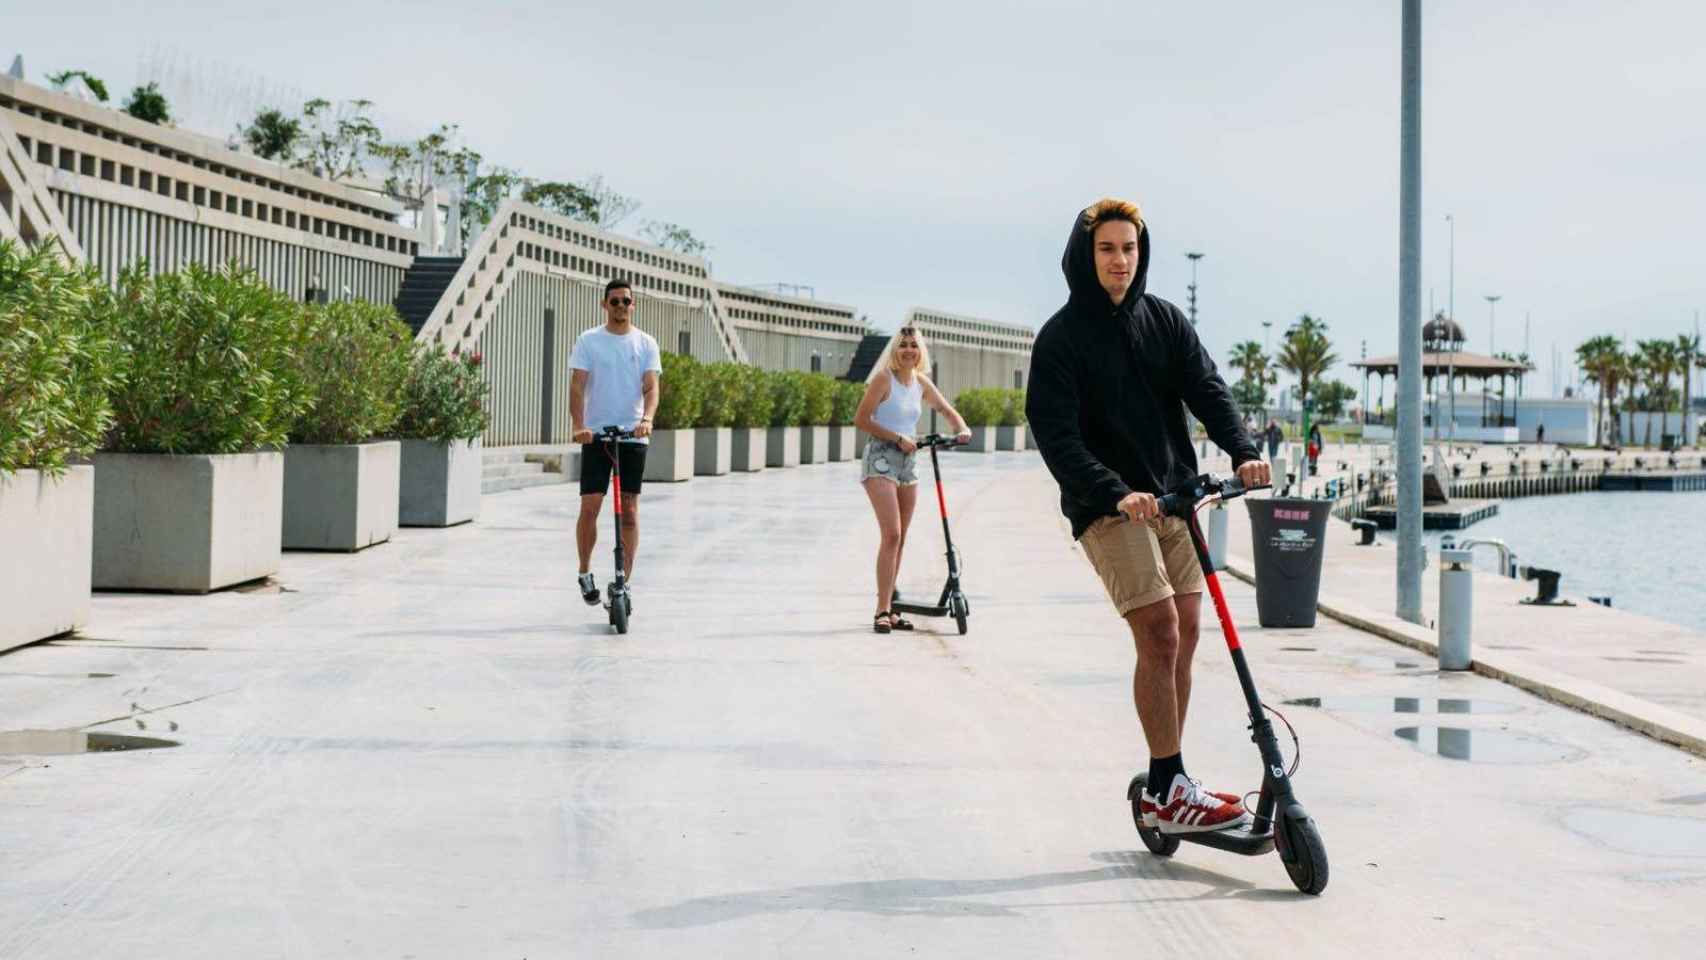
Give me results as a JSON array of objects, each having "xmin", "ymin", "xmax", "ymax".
[
  {"xmin": 1438, "ymin": 545, "xmax": 1475, "ymax": 670},
  {"xmin": 1206, "ymin": 502, "xmax": 1229, "ymax": 571}
]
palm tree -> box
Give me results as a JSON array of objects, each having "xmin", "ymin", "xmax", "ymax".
[
  {"xmin": 1636, "ymin": 339, "xmax": 1678, "ymax": 448},
  {"xmin": 1277, "ymin": 315, "xmax": 1338, "ymax": 440},
  {"xmin": 1226, "ymin": 340, "xmax": 1273, "ymax": 419},
  {"xmin": 1678, "ymin": 332, "xmax": 1701, "ymax": 448},
  {"xmin": 1576, "ymin": 335, "xmax": 1622, "ymax": 445}
]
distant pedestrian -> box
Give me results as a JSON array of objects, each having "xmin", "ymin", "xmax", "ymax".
[{"xmin": 1264, "ymin": 419, "xmax": 1283, "ymax": 460}]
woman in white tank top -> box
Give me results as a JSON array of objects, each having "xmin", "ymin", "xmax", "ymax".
[{"xmin": 853, "ymin": 325, "xmax": 972, "ymax": 633}]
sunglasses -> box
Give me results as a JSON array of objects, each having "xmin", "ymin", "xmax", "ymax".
[
  {"xmin": 899, "ymin": 326, "xmax": 917, "ymax": 335},
  {"xmin": 607, "ymin": 297, "xmax": 634, "ymax": 306}
]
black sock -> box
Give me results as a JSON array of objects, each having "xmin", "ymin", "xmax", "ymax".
[{"xmin": 1148, "ymin": 753, "xmax": 1185, "ymax": 798}]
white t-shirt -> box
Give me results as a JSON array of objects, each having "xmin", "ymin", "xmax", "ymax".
[{"xmin": 569, "ymin": 326, "xmax": 662, "ymax": 444}]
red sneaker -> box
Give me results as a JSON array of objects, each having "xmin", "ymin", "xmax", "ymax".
[{"xmin": 1143, "ymin": 774, "xmax": 1249, "ymax": 834}]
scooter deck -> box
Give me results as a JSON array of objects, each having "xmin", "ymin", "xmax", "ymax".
[{"xmin": 1127, "ymin": 773, "xmax": 1277, "ymax": 856}]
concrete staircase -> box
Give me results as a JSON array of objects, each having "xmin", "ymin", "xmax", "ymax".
[
  {"xmin": 482, "ymin": 446, "xmax": 579, "ymax": 494},
  {"xmin": 842, "ymin": 333, "xmax": 890, "ymax": 382},
  {"xmin": 394, "ymin": 256, "xmax": 464, "ymax": 336}
]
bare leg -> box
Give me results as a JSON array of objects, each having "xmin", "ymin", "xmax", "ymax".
[
  {"xmin": 619, "ymin": 493, "xmax": 639, "ymax": 579},
  {"xmin": 1124, "ymin": 596, "xmax": 1182, "ymax": 758},
  {"xmin": 1172, "ymin": 591, "xmax": 1203, "ymax": 731},
  {"xmin": 895, "ymin": 482, "xmax": 919, "ymax": 596},
  {"xmin": 863, "ymin": 479, "xmax": 902, "ymax": 615},
  {"xmin": 576, "ymin": 494, "xmax": 603, "ymax": 574}
]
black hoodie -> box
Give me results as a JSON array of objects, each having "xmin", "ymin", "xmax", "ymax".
[{"xmin": 1025, "ymin": 211, "xmax": 1260, "ymax": 539}]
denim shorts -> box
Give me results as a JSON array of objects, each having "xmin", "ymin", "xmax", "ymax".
[{"xmin": 860, "ymin": 439, "xmax": 918, "ymax": 486}]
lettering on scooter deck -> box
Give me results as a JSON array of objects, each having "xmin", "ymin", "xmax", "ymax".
[{"xmin": 1128, "ymin": 474, "xmax": 1330, "ymax": 895}]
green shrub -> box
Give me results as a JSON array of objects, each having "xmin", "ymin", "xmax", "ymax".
[
  {"xmin": 106, "ymin": 263, "xmax": 310, "ymax": 454},
  {"xmin": 695, "ymin": 361, "xmax": 744, "ymax": 428},
  {"xmin": 954, "ymin": 388, "xmax": 1004, "ymax": 426},
  {"xmin": 396, "ymin": 346, "xmax": 490, "ymax": 443},
  {"xmin": 1000, "ymin": 389, "xmax": 1027, "ymax": 427},
  {"xmin": 653, "ymin": 352, "xmax": 705, "ymax": 430},
  {"xmin": 0, "ymin": 241, "xmax": 120, "ymax": 475},
  {"xmin": 290, "ymin": 300, "xmax": 414, "ymax": 445},
  {"xmin": 831, "ymin": 379, "xmax": 864, "ymax": 426},
  {"xmin": 801, "ymin": 372, "xmax": 837, "ymax": 426},
  {"xmin": 767, "ymin": 369, "xmax": 809, "ymax": 427},
  {"xmin": 731, "ymin": 364, "xmax": 774, "ymax": 429}
]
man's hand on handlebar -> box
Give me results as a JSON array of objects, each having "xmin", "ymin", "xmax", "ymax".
[
  {"xmin": 1236, "ymin": 459, "xmax": 1272, "ymax": 491},
  {"xmin": 1117, "ymin": 491, "xmax": 1161, "ymax": 523}
]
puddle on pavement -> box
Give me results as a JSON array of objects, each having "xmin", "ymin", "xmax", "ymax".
[
  {"xmin": 1602, "ymin": 656, "xmax": 1685, "ymax": 665},
  {"xmin": 0, "ymin": 672, "xmax": 116, "ymax": 680},
  {"xmin": 1662, "ymin": 792, "xmax": 1706, "ymax": 806},
  {"xmin": 1344, "ymin": 655, "xmax": 1425, "ymax": 671},
  {"xmin": 1483, "ymin": 644, "xmax": 1533, "ymax": 651},
  {"xmin": 1393, "ymin": 726, "xmax": 1585, "ymax": 763},
  {"xmin": 1287, "ymin": 696, "xmax": 1520, "ymax": 715},
  {"xmin": 1635, "ymin": 650, "xmax": 1686, "ymax": 657},
  {"xmin": 0, "ymin": 729, "xmax": 180, "ymax": 755},
  {"xmin": 1279, "ymin": 646, "xmax": 1317, "ymax": 652},
  {"xmin": 1565, "ymin": 807, "xmax": 1706, "ymax": 858}
]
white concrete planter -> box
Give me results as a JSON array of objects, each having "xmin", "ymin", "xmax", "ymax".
[
  {"xmin": 0, "ymin": 466, "xmax": 93, "ymax": 649},
  {"xmin": 828, "ymin": 426, "xmax": 858, "ymax": 462},
  {"xmin": 642, "ymin": 429, "xmax": 695, "ymax": 483},
  {"xmin": 961, "ymin": 427, "xmax": 999, "ymax": 452},
  {"xmin": 694, "ymin": 427, "xmax": 732, "ymax": 476},
  {"xmin": 283, "ymin": 441, "xmax": 400, "ymax": 552},
  {"xmin": 399, "ymin": 438, "xmax": 481, "ymax": 527},
  {"xmin": 93, "ymin": 451, "xmax": 283, "ymax": 592},
  {"xmin": 800, "ymin": 425, "xmax": 831, "ymax": 464},
  {"xmin": 766, "ymin": 426, "xmax": 802, "ymax": 468},
  {"xmin": 855, "ymin": 431, "xmax": 871, "ymax": 458},
  {"xmin": 730, "ymin": 428, "xmax": 767, "ymax": 472},
  {"xmin": 996, "ymin": 424, "xmax": 1028, "ymax": 451}
]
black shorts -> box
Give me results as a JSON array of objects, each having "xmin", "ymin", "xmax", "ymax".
[{"xmin": 579, "ymin": 441, "xmax": 647, "ymax": 496}]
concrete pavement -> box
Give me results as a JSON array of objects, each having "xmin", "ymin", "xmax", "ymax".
[{"xmin": 3, "ymin": 452, "xmax": 1705, "ymax": 958}]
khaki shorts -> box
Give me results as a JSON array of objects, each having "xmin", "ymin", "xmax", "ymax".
[{"xmin": 1079, "ymin": 515, "xmax": 1206, "ymax": 615}]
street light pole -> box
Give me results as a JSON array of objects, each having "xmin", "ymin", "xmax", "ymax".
[
  {"xmin": 1262, "ymin": 318, "xmax": 1272, "ymax": 352},
  {"xmin": 1446, "ymin": 213, "xmax": 1456, "ymax": 444},
  {"xmin": 1185, "ymin": 252, "xmax": 1205, "ymax": 326},
  {"xmin": 1396, "ymin": 0, "xmax": 1424, "ymax": 625},
  {"xmin": 1486, "ymin": 293, "xmax": 1501, "ymax": 354}
]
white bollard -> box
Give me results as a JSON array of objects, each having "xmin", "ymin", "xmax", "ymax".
[
  {"xmin": 1438, "ymin": 547, "xmax": 1474, "ymax": 670},
  {"xmin": 1206, "ymin": 502, "xmax": 1229, "ymax": 571}
]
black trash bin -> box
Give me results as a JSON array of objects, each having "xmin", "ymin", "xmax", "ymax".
[{"xmin": 1245, "ymin": 498, "xmax": 1332, "ymax": 628}]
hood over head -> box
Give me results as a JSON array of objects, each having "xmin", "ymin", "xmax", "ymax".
[{"xmin": 1061, "ymin": 199, "xmax": 1152, "ymax": 314}]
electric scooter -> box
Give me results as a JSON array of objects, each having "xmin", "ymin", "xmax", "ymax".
[
  {"xmin": 595, "ymin": 425, "xmax": 636, "ymax": 635},
  {"xmin": 1125, "ymin": 473, "xmax": 1330, "ymax": 896},
  {"xmin": 890, "ymin": 433, "xmax": 972, "ymax": 635}
]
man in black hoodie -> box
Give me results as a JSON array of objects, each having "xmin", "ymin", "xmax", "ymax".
[{"xmin": 1026, "ymin": 198, "xmax": 1270, "ymax": 836}]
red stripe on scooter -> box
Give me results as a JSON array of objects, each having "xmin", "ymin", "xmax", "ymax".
[
  {"xmin": 934, "ymin": 474, "xmax": 948, "ymax": 519},
  {"xmin": 1204, "ymin": 573, "xmax": 1242, "ymax": 651}
]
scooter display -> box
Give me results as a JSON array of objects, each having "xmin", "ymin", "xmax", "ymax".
[
  {"xmin": 890, "ymin": 433, "xmax": 972, "ymax": 635},
  {"xmin": 594, "ymin": 425, "xmax": 636, "ymax": 635},
  {"xmin": 1125, "ymin": 473, "xmax": 1330, "ymax": 895}
]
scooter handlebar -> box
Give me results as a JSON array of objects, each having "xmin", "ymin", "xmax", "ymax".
[
  {"xmin": 915, "ymin": 433, "xmax": 968, "ymax": 448},
  {"xmin": 596, "ymin": 425, "xmax": 640, "ymax": 441},
  {"xmin": 1157, "ymin": 474, "xmax": 1270, "ymax": 518}
]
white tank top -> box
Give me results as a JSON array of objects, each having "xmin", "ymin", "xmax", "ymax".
[{"xmin": 872, "ymin": 373, "xmax": 923, "ymax": 438}]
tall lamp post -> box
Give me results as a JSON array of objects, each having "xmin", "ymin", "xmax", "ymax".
[
  {"xmin": 1185, "ymin": 252, "xmax": 1205, "ymax": 326},
  {"xmin": 1486, "ymin": 293, "xmax": 1503, "ymax": 424},
  {"xmin": 1446, "ymin": 213, "xmax": 1456, "ymax": 444},
  {"xmin": 1395, "ymin": 0, "xmax": 1424, "ymax": 625}
]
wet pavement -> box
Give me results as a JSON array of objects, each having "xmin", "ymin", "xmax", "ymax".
[{"xmin": 2, "ymin": 451, "xmax": 1704, "ymax": 958}]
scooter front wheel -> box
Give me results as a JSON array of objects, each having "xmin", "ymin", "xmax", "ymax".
[
  {"xmin": 952, "ymin": 595, "xmax": 969, "ymax": 636},
  {"xmin": 610, "ymin": 593, "xmax": 629, "ymax": 635},
  {"xmin": 1277, "ymin": 809, "xmax": 1329, "ymax": 895},
  {"xmin": 1127, "ymin": 775, "xmax": 1180, "ymax": 857}
]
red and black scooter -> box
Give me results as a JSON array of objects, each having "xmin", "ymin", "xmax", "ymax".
[
  {"xmin": 890, "ymin": 433, "xmax": 972, "ymax": 635},
  {"xmin": 1126, "ymin": 473, "xmax": 1330, "ymax": 895},
  {"xmin": 594, "ymin": 425, "xmax": 637, "ymax": 635}
]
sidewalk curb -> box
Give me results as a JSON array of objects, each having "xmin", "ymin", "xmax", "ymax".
[{"xmin": 1223, "ymin": 553, "xmax": 1706, "ymax": 760}]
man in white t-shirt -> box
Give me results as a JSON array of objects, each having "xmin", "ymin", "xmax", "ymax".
[{"xmin": 570, "ymin": 278, "xmax": 662, "ymax": 605}]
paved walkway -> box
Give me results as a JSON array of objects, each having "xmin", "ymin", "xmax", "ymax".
[{"xmin": 3, "ymin": 454, "xmax": 1705, "ymax": 957}]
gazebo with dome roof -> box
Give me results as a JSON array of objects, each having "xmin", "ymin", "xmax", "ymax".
[{"xmin": 1351, "ymin": 313, "xmax": 1532, "ymax": 442}]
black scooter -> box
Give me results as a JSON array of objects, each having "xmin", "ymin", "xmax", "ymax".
[
  {"xmin": 594, "ymin": 425, "xmax": 636, "ymax": 635},
  {"xmin": 890, "ymin": 434, "xmax": 972, "ymax": 635},
  {"xmin": 1125, "ymin": 473, "xmax": 1330, "ymax": 895}
]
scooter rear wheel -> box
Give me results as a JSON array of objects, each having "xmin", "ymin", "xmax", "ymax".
[
  {"xmin": 1277, "ymin": 810, "xmax": 1329, "ymax": 895},
  {"xmin": 610, "ymin": 593, "xmax": 629, "ymax": 635},
  {"xmin": 1127, "ymin": 775, "xmax": 1179, "ymax": 857}
]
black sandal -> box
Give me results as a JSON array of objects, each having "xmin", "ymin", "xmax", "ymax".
[
  {"xmin": 873, "ymin": 611, "xmax": 894, "ymax": 634},
  {"xmin": 890, "ymin": 613, "xmax": 915, "ymax": 631}
]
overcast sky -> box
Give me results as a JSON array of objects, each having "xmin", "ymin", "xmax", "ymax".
[{"xmin": 11, "ymin": 0, "xmax": 1706, "ymax": 397}]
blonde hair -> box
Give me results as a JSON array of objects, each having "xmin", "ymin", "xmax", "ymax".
[
  {"xmin": 1081, "ymin": 197, "xmax": 1144, "ymax": 235},
  {"xmin": 867, "ymin": 324, "xmax": 933, "ymax": 384}
]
